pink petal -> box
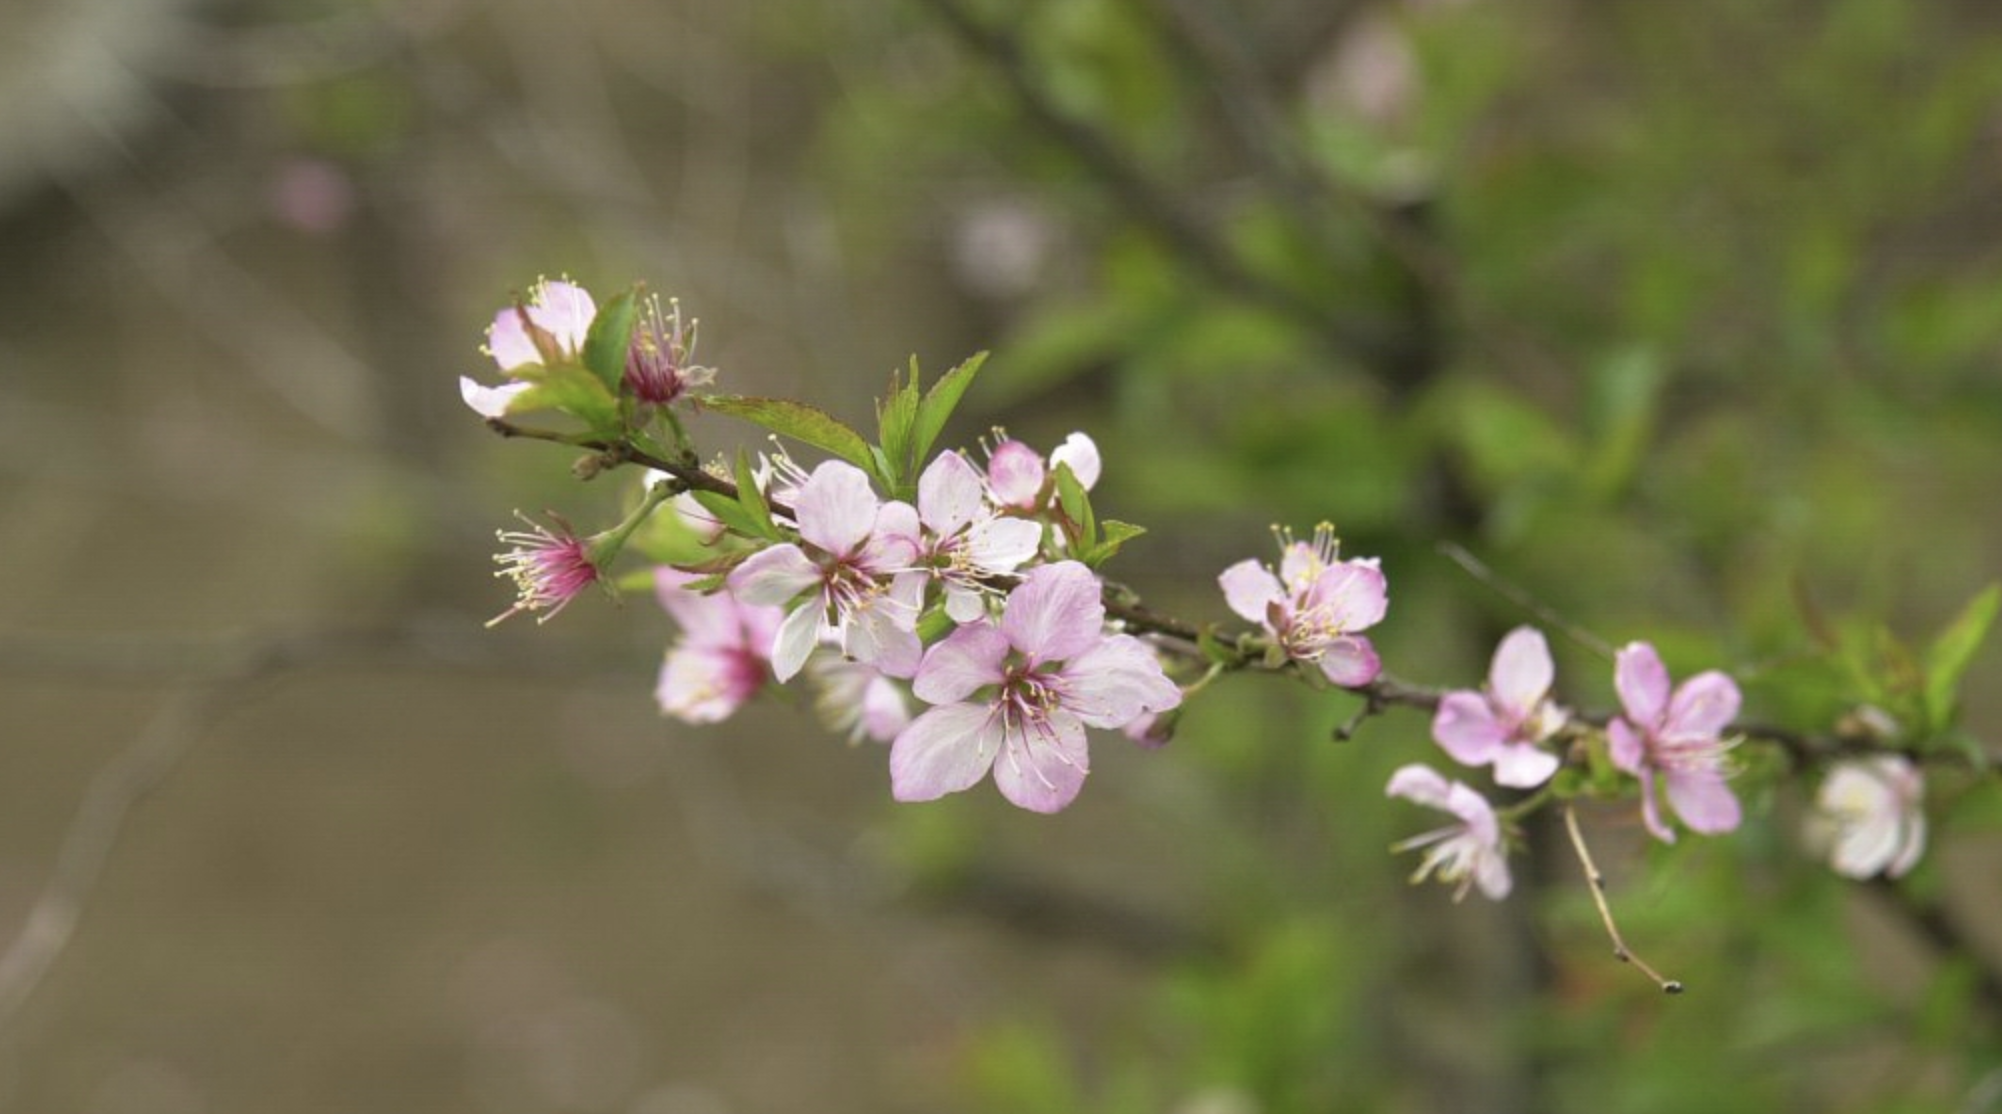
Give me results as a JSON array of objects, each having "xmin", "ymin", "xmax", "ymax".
[
  {"xmin": 460, "ymin": 376, "xmax": 531, "ymax": 418},
  {"xmin": 727, "ymin": 545, "xmax": 821, "ymax": 606},
  {"xmin": 1489, "ymin": 627, "xmax": 1554, "ymax": 720},
  {"xmin": 1636, "ymin": 766, "xmax": 1676, "ymax": 844},
  {"xmin": 1666, "ymin": 770, "xmax": 1741, "ymax": 835},
  {"xmin": 1665, "ymin": 670, "xmax": 1741, "ymax": 738},
  {"xmin": 1490, "ymin": 743, "xmax": 1560, "ymax": 789},
  {"xmin": 844, "ymin": 606, "xmax": 922, "ymax": 678},
  {"xmin": 1446, "ymin": 781, "xmax": 1500, "ymax": 843},
  {"xmin": 912, "ymin": 622, "xmax": 1010, "ymax": 705},
  {"xmin": 987, "ymin": 440, "xmax": 1045, "ymax": 508},
  {"xmin": 1049, "ymin": 432, "xmax": 1100, "ymax": 490},
  {"xmin": 966, "ymin": 516, "xmax": 1042, "ymax": 574},
  {"xmin": 1061, "ymin": 634, "xmax": 1180, "ymax": 728},
  {"xmin": 1614, "ymin": 642, "xmax": 1670, "ymax": 730},
  {"xmin": 1431, "ymin": 691, "xmax": 1505, "ymax": 767},
  {"xmin": 1316, "ymin": 635, "xmax": 1381, "ymax": 687},
  {"xmin": 528, "ymin": 279, "xmax": 596, "ymax": 352},
  {"xmin": 1386, "ymin": 763, "xmax": 1453, "ymax": 809},
  {"xmin": 768, "ymin": 602, "xmax": 822, "ymax": 684},
  {"xmin": 862, "ymin": 501, "xmax": 921, "ymax": 570},
  {"xmin": 796, "ymin": 461, "xmax": 879, "ymax": 556},
  {"xmin": 653, "ymin": 567, "xmax": 740, "ymax": 647},
  {"xmin": 486, "ymin": 308, "xmax": 541, "ymax": 371},
  {"xmin": 918, "ymin": 451, "xmax": 985, "ymax": 536},
  {"xmin": 1474, "ymin": 849, "xmax": 1512, "ymax": 901},
  {"xmin": 1606, "ymin": 718, "xmax": 1646, "ymax": 775},
  {"xmin": 891, "ymin": 703, "xmax": 1002, "ymax": 802},
  {"xmin": 1218, "ymin": 559, "xmax": 1283, "ymax": 625},
  {"xmin": 993, "ymin": 713, "xmax": 1090, "ymax": 813},
  {"xmin": 1001, "ymin": 561, "xmax": 1105, "ymax": 664},
  {"xmin": 656, "ymin": 646, "xmax": 758, "ymax": 724},
  {"xmin": 859, "ymin": 676, "xmax": 912, "ymax": 743},
  {"xmin": 1310, "ymin": 559, "xmax": 1388, "ymax": 632}
]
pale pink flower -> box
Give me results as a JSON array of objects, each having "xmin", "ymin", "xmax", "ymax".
[
  {"xmin": 907, "ymin": 450, "xmax": 1043, "ymax": 621},
  {"xmin": 1431, "ymin": 626, "xmax": 1568, "ymax": 788},
  {"xmin": 1607, "ymin": 641, "xmax": 1742, "ymax": 843},
  {"xmin": 1386, "ymin": 764, "xmax": 1511, "ymax": 901},
  {"xmin": 460, "ymin": 279, "xmax": 597, "ymax": 418},
  {"xmin": 889, "ymin": 561, "xmax": 1181, "ymax": 813},
  {"xmin": 1809, "ymin": 756, "xmax": 1926, "ymax": 879},
  {"xmin": 1217, "ymin": 525, "xmax": 1387, "ymax": 686},
  {"xmin": 625, "ymin": 295, "xmax": 713, "ymax": 407},
  {"xmin": 652, "ymin": 568, "xmax": 783, "ymax": 724},
  {"xmin": 985, "ymin": 432, "xmax": 1100, "ymax": 511},
  {"xmin": 807, "ymin": 654, "xmax": 913, "ymax": 744},
  {"xmin": 488, "ymin": 512, "xmax": 600, "ymax": 627},
  {"xmin": 726, "ymin": 461, "xmax": 923, "ymax": 683}
]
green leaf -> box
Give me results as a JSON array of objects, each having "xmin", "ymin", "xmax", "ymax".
[
  {"xmin": 690, "ymin": 489, "xmax": 773, "ymax": 541},
  {"xmin": 732, "ymin": 449, "xmax": 781, "ymax": 541},
  {"xmin": 506, "ymin": 371, "xmax": 621, "ymax": 433},
  {"xmin": 875, "ymin": 359, "xmax": 922, "ymax": 489},
  {"xmin": 700, "ymin": 395, "xmax": 878, "ymax": 475},
  {"xmin": 1923, "ymin": 582, "xmax": 2000, "ymax": 732},
  {"xmin": 1051, "ymin": 461, "xmax": 1096, "ymax": 554},
  {"xmin": 581, "ymin": 287, "xmax": 640, "ymax": 394},
  {"xmin": 911, "ymin": 351, "xmax": 987, "ymax": 468},
  {"xmin": 1086, "ymin": 519, "xmax": 1147, "ymax": 567}
]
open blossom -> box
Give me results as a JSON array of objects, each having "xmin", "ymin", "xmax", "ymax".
[
  {"xmin": 488, "ymin": 512, "xmax": 601, "ymax": 627},
  {"xmin": 1432, "ymin": 626, "xmax": 1568, "ymax": 788},
  {"xmin": 625, "ymin": 294, "xmax": 713, "ymax": 407},
  {"xmin": 461, "ymin": 279, "xmax": 596, "ymax": 418},
  {"xmin": 807, "ymin": 653, "xmax": 913, "ymax": 744},
  {"xmin": 727, "ymin": 461, "xmax": 922, "ymax": 684},
  {"xmin": 986, "ymin": 432, "xmax": 1100, "ymax": 510},
  {"xmin": 906, "ymin": 451, "xmax": 1043, "ymax": 621},
  {"xmin": 1808, "ymin": 756, "xmax": 1926, "ymax": 879},
  {"xmin": 1218, "ymin": 525, "xmax": 1387, "ymax": 686},
  {"xmin": 1385, "ymin": 765, "xmax": 1511, "ymax": 901},
  {"xmin": 889, "ymin": 561, "xmax": 1182, "ymax": 813},
  {"xmin": 653, "ymin": 568, "xmax": 783, "ymax": 724},
  {"xmin": 1607, "ymin": 641, "xmax": 1742, "ymax": 843}
]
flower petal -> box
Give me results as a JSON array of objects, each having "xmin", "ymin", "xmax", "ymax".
[
  {"xmin": 1316, "ymin": 635, "xmax": 1381, "ymax": 687},
  {"xmin": 1049, "ymin": 432, "xmax": 1100, "ymax": 490},
  {"xmin": 966, "ymin": 516, "xmax": 1042, "ymax": 575},
  {"xmin": 845, "ymin": 605, "xmax": 923, "ymax": 679},
  {"xmin": 1614, "ymin": 642, "xmax": 1671, "ymax": 730},
  {"xmin": 1490, "ymin": 743, "xmax": 1560, "ymax": 789},
  {"xmin": 1062, "ymin": 634, "xmax": 1180, "ymax": 728},
  {"xmin": 653, "ymin": 567, "xmax": 740, "ymax": 647},
  {"xmin": 1385, "ymin": 764, "xmax": 1453, "ymax": 809},
  {"xmin": 1665, "ymin": 670, "xmax": 1741, "ymax": 738},
  {"xmin": 1310, "ymin": 558, "xmax": 1388, "ymax": 632},
  {"xmin": 727, "ymin": 545, "xmax": 821, "ymax": 606},
  {"xmin": 912, "ymin": 621, "xmax": 1010, "ymax": 705},
  {"xmin": 1636, "ymin": 766, "xmax": 1676, "ymax": 844},
  {"xmin": 1218, "ymin": 559, "xmax": 1283, "ymax": 626},
  {"xmin": 891, "ymin": 703, "xmax": 1002, "ymax": 802},
  {"xmin": 486, "ymin": 308, "xmax": 541, "ymax": 371},
  {"xmin": 987, "ymin": 439, "xmax": 1044, "ymax": 508},
  {"xmin": 918, "ymin": 451, "xmax": 986, "ymax": 536},
  {"xmin": 1606, "ymin": 718, "xmax": 1645, "ymax": 775},
  {"xmin": 460, "ymin": 376, "xmax": 531, "ymax": 418},
  {"xmin": 1431, "ymin": 691, "xmax": 1505, "ymax": 767},
  {"xmin": 993, "ymin": 712, "xmax": 1090, "ymax": 813},
  {"xmin": 656, "ymin": 645, "xmax": 758, "ymax": 724},
  {"xmin": 796, "ymin": 461, "xmax": 880, "ymax": 556},
  {"xmin": 768, "ymin": 601, "xmax": 822, "ymax": 684},
  {"xmin": 1666, "ymin": 770, "xmax": 1742, "ymax": 835},
  {"xmin": 1490, "ymin": 626, "xmax": 1554, "ymax": 719},
  {"xmin": 1001, "ymin": 561, "xmax": 1105, "ymax": 664},
  {"xmin": 528, "ymin": 279, "xmax": 596, "ymax": 352}
]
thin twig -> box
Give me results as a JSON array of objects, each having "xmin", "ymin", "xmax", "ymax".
[
  {"xmin": 1439, "ymin": 541, "xmax": 1617, "ymax": 659},
  {"xmin": 1563, "ymin": 804, "xmax": 1683, "ymax": 995}
]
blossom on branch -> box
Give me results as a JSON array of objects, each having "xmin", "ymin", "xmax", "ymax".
[
  {"xmin": 1808, "ymin": 755, "xmax": 1926, "ymax": 879},
  {"xmin": 889, "ymin": 561, "xmax": 1182, "ymax": 813},
  {"xmin": 905, "ymin": 450, "xmax": 1043, "ymax": 621},
  {"xmin": 652, "ymin": 568, "xmax": 783, "ymax": 724},
  {"xmin": 807, "ymin": 653, "xmax": 914, "ymax": 745},
  {"xmin": 986, "ymin": 432, "xmax": 1100, "ymax": 511},
  {"xmin": 1607, "ymin": 641, "xmax": 1742, "ymax": 843},
  {"xmin": 488, "ymin": 512, "xmax": 602, "ymax": 627},
  {"xmin": 624, "ymin": 294, "xmax": 713, "ymax": 407},
  {"xmin": 461, "ymin": 278, "xmax": 596, "ymax": 418},
  {"xmin": 1385, "ymin": 764, "xmax": 1511, "ymax": 901},
  {"xmin": 1431, "ymin": 626, "xmax": 1568, "ymax": 788},
  {"xmin": 1218, "ymin": 524, "xmax": 1387, "ymax": 686}
]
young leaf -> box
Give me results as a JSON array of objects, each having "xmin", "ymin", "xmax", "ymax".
[
  {"xmin": 876, "ymin": 359, "xmax": 922, "ymax": 488},
  {"xmin": 1923, "ymin": 582, "xmax": 2000, "ymax": 732},
  {"xmin": 701, "ymin": 395, "xmax": 878, "ymax": 475},
  {"xmin": 582, "ymin": 287, "xmax": 640, "ymax": 393},
  {"xmin": 506, "ymin": 371, "xmax": 622, "ymax": 433},
  {"xmin": 1086, "ymin": 520, "xmax": 1147, "ymax": 567},
  {"xmin": 1050, "ymin": 461, "xmax": 1097, "ymax": 554},
  {"xmin": 733, "ymin": 448, "xmax": 781, "ymax": 541},
  {"xmin": 690, "ymin": 489, "xmax": 773, "ymax": 541},
  {"xmin": 911, "ymin": 351, "xmax": 987, "ymax": 467}
]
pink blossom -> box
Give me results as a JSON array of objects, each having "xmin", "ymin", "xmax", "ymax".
[
  {"xmin": 625, "ymin": 295, "xmax": 713, "ymax": 407},
  {"xmin": 907, "ymin": 451, "xmax": 1043, "ymax": 621},
  {"xmin": 985, "ymin": 432, "xmax": 1100, "ymax": 511},
  {"xmin": 889, "ymin": 561, "xmax": 1181, "ymax": 813},
  {"xmin": 1385, "ymin": 765, "xmax": 1511, "ymax": 901},
  {"xmin": 807, "ymin": 654, "xmax": 913, "ymax": 744},
  {"xmin": 652, "ymin": 568, "xmax": 784, "ymax": 724},
  {"xmin": 1607, "ymin": 641, "xmax": 1742, "ymax": 843},
  {"xmin": 1809, "ymin": 756, "xmax": 1926, "ymax": 879},
  {"xmin": 1217, "ymin": 525, "xmax": 1387, "ymax": 686},
  {"xmin": 488, "ymin": 512, "xmax": 601, "ymax": 627},
  {"xmin": 1431, "ymin": 626, "xmax": 1568, "ymax": 788},
  {"xmin": 726, "ymin": 461, "xmax": 923, "ymax": 683},
  {"xmin": 460, "ymin": 279, "xmax": 597, "ymax": 418}
]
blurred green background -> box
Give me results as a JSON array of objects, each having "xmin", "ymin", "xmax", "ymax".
[{"xmin": 2, "ymin": 0, "xmax": 2000, "ymax": 1110}]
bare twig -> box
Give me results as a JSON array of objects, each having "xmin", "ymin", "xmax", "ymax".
[{"xmin": 1564, "ymin": 804, "xmax": 1684, "ymax": 995}]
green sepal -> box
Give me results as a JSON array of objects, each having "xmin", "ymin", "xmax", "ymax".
[
  {"xmin": 1923, "ymin": 582, "xmax": 2000, "ymax": 733},
  {"xmin": 1197, "ymin": 627, "xmax": 1241, "ymax": 667},
  {"xmin": 700, "ymin": 394, "xmax": 878, "ymax": 476},
  {"xmin": 732, "ymin": 448, "xmax": 782, "ymax": 541},
  {"xmin": 506, "ymin": 370, "xmax": 621, "ymax": 433},
  {"xmin": 676, "ymin": 571, "xmax": 730, "ymax": 594},
  {"xmin": 910, "ymin": 351, "xmax": 987, "ymax": 470},
  {"xmin": 1051, "ymin": 461, "xmax": 1097, "ymax": 554},
  {"xmin": 581, "ymin": 286, "xmax": 640, "ymax": 394}
]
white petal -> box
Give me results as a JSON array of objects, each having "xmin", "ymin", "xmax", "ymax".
[
  {"xmin": 912, "ymin": 622, "xmax": 1010, "ymax": 705},
  {"xmin": 460, "ymin": 377, "xmax": 530, "ymax": 418},
  {"xmin": 796, "ymin": 461, "xmax": 880, "ymax": 556},
  {"xmin": 769, "ymin": 601, "xmax": 822, "ymax": 683},
  {"xmin": 1489, "ymin": 627, "xmax": 1554, "ymax": 719},
  {"xmin": 1217, "ymin": 559, "xmax": 1282, "ymax": 626},
  {"xmin": 993, "ymin": 712, "xmax": 1090, "ymax": 813},
  {"xmin": 727, "ymin": 545, "xmax": 821, "ymax": 606},
  {"xmin": 918, "ymin": 451, "xmax": 986, "ymax": 535},
  {"xmin": 1050, "ymin": 432, "xmax": 1100, "ymax": 489},
  {"xmin": 890, "ymin": 703, "xmax": 1002, "ymax": 802}
]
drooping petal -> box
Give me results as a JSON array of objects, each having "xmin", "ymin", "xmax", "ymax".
[
  {"xmin": 918, "ymin": 451, "xmax": 986, "ymax": 536},
  {"xmin": 1001, "ymin": 561, "xmax": 1106, "ymax": 664},
  {"xmin": 1490, "ymin": 743, "xmax": 1561, "ymax": 789},
  {"xmin": 1050, "ymin": 432, "xmax": 1100, "ymax": 490},
  {"xmin": 1614, "ymin": 642, "xmax": 1671, "ymax": 731},
  {"xmin": 1635, "ymin": 766, "xmax": 1676, "ymax": 844},
  {"xmin": 1218, "ymin": 559, "xmax": 1284, "ymax": 626},
  {"xmin": 1310, "ymin": 559, "xmax": 1388, "ymax": 632},
  {"xmin": 460, "ymin": 376, "xmax": 531, "ymax": 418},
  {"xmin": 1490, "ymin": 627, "xmax": 1554, "ymax": 720},
  {"xmin": 1385, "ymin": 764, "xmax": 1454, "ymax": 809},
  {"xmin": 795, "ymin": 461, "xmax": 880, "ymax": 556},
  {"xmin": 1431, "ymin": 692, "xmax": 1506, "ymax": 767},
  {"xmin": 1316, "ymin": 635, "xmax": 1381, "ymax": 687},
  {"xmin": 1606, "ymin": 718, "xmax": 1646, "ymax": 775},
  {"xmin": 1664, "ymin": 670, "xmax": 1741, "ymax": 739},
  {"xmin": 528, "ymin": 279, "xmax": 596, "ymax": 351},
  {"xmin": 486, "ymin": 308, "xmax": 541, "ymax": 371},
  {"xmin": 727, "ymin": 544, "xmax": 821, "ymax": 606},
  {"xmin": 1472, "ymin": 845, "xmax": 1512, "ymax": 900},
  {"xmin": 1062, "ymin": 634, "xmax": 1181, "ymax": 728},
  {"xmin": 890, "ymin": 702, "xmax": 1003, "ymax": 802},
  {"xmin": 987, "ymin": 439, "xmax": 1045, "ymax": 508},
  {"xmin": 1665, "ymin": 769, "xmax": 1742, "ymax": 835},
  {"xmin": 993, "ymin": 712, "xmax": 1090, "ymax": 813},
  {"xmin": 768, "ymin": 601, "xmax": 823, "ymax": 684},
  {"xmin": 912, "ymin": 622, "xmax": 1011, "ymax": 705}
]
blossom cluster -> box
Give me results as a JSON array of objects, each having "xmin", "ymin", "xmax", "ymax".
[{"xmin": 465, "ymin": 276, "xmax": 1940, "ymax": 897}]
